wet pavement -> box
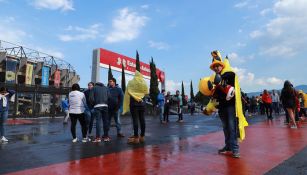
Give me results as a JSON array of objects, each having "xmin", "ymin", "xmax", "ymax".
[{"xmin": 0, "ymin": 113, "xmax": 307, "ymax": 175}]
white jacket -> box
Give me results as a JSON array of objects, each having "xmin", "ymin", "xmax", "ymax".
[{"xmin": 69, "ymin": 91, "xmax": 87, "ymax": 114}]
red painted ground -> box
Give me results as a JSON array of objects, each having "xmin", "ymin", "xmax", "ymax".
[
  {"xmin": 7, "ymin": 119, "xmax": 307, "ymax": 175},
  {"xmin": 7, "ymin": 119, "xmax": 36, "ymax": 125}
]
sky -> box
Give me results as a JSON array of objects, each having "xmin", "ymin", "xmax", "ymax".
[{"xmin": 0, "ymin": 0, "xmax": 307, "ymax": 95}]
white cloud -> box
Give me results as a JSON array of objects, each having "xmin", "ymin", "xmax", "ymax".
[
  {"xmin": 148, "ymin": 40, "xmax": 170, "ymax": 50},
  {"xmin": 165, "ymin": 80, "xmax": 188, "ymax": 94},
  {"xmin": 236, "ymin": 42, "xmax": 246, "ymax": 47},
  {"xmin": 34, "ymin": 47, "xmax": 65, "ymax": 59},
  {"xmin": 252, "ymin": 0, "xmax": 307, "ymax": 57},
  {"xmin": 233, "ymin": 67, "xmax": 255, "ymax": 83},
  {"xmin": 234, "ymin": 1, "xmax": 249, "ymax": 8},
  {"xmin": 58, "ymin": 24, "xmax": 101, "ymax": 42},
  {"xmin": 260, "ymin": 45, "xmax": 296, "ymax": 57},
  {"xmin": 227, "ymin": 52, "xmax": 254, "ymax": 64},
  {"xmin": 249, "ymin": 30, "xmax": 263, "ymax": 38},
  {"xmin": 31, "ymin": 0, "xmax": 74, "ymax": 11},
  {"xmin": 260, "ymin": 8, "xmax": 271, "ymax": 16},
  {"xmin": 256, "ymin": 77, "xmax": 283, "ymax": 86},
  {"xmin": 141, "ymin": 5, "xmax": 149, "ymax": 9},
  {"xmin": 0, "ymin": 18, "xmax": 27, "ymax": 44},
  {"xmin": 104, "ymin": 8, "xmax": 149, "ymax": 43},
  {"xmin": 232, "ymin": 66, "xmax": 283, "ymax": 91}
]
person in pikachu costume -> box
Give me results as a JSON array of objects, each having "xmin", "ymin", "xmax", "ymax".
[{"xmin": 200, "ymin": 50, "xmax": 248, "ymax": 158}]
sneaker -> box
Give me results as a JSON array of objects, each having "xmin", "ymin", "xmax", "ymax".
[
  {"xmin": 139, "ymin": 136, "xmax": 145, "ymax": 143},
  {"xmin": 103, "ymin": 136, "xmax": 111, "ymax": 142},
  {"xmin": 117, "ymin": 133, "xmax": 125, "ymax": 138},
  {"xmin": 92, "ymin": 137, "xmax": 101, "ymax": 143},
  {"xmin": 1, "ymin": 136, "xmax": 8, "ymax": 142},
  {"xmin": 72, "ymin": 138, "xmax": 78, "ymax": 143},
  {"xmin": 290, "ymin": 125, "xmax": 297, "ymax": 129},
  {"xmin": 127, "ymin": 136, "xmax": 139, "ymax": 144},
  {"xmin": 179, "ymin": 120, "xmax": 184, "ymax": 123},
  {"xmin": 218, "ymin": 147, "xmax": 231, "ymax": 154},
  {"xmin": 232, "ymin": 152, "xmax": 240, "ymax": 158},
  {"xmin": 82, "ymin": 138, "xmax": 88, "ymax": 143}
]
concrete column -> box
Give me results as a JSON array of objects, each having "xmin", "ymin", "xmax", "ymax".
[{"xmin": 91, "ymin": 49, "xmax": 100, "ymax": 83}]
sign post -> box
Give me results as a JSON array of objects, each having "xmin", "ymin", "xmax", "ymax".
[{"xmin": 91, "ymin": 48, "xmax": 166, "ymax": 89}]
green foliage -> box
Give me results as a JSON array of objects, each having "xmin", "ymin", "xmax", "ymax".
[
  {"xmin": 149, "ymin": 57, "xmax": 159, "ymax": 106},
  {"xmin": 181, "ymin": 81, "xmax": 187, "ymax": 105},
  {"xmin": 190, "ymin": 80, "xmax": 195, "ymax": 101},
  {"xmin": 194, "ymin": 91, "xmax": 210, "ymax": 105},
  {"xmin": 108, "ymin": 64, "xmax": 113, "ymax": 81},
  {"xmin": 136, "ymin": 50, "xmax": 140, "ymax": 72},
  {"xmin": 121, "ymin": 64, "xmax": 126, "ymax": 92}
]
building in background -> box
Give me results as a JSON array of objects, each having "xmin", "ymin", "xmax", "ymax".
[{"xmin": 0, "ymin": 40, "xmax": 80, "ymax": 118}]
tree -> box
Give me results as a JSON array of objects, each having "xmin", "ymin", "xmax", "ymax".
[
  {"xmin": 190, "ymin": 80, "xmax": 195, "ymax": 101},
  {"xmin": 136, "ymin": 50, "xmax": 140, "ymax": 72},
  {"xmin": 121, "ymin": 63, "xmax": 126, "ymax": 93},
  {"xmin": 108, "ymin": 64, "xmax": 113, "ymax": 81},
  {"xmin": 194, "ymin": 91, "xmax": 210, "ymax": 105},
  {"xmin": 181, "ymin": 81, "xmax": 187, "ymax": 105},
  {"xmin": 149, "ymin": 57, "xmax": 159, "ymax": 106}
]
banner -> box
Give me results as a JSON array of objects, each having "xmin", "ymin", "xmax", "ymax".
[
  {"xmin": 54, "ymin": 70, "xmax": 61, "ymax": 87},
  {"xmin": 99, "ymin": 48, "xmax": 165, "ymax": 82},
  {"xmin": 41, "ymin": 66, "xmax": 50, "ymax": 86},
  {"xmin": 5, "ymin": 59, "xmax": 17, "ymax": 84},
  {"xmin": 25, "ymin": 64, "xmax": 33, "ymax": 85}
]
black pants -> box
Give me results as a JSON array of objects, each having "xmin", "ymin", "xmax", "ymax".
[
  {"xmin": 299, "ymin": 108, "xmax": 306, "ymax": 117},
  {"xmin": 70, "ymin": 113, "xmax": 87, "ymax": 139},
  {"xmin": 130, "ymin": 107, "xmax": 145, "ymax": 137},
  {"xmin": 163, "ymin": 105, "xmax": 170, "ymax": 121},
  {"xmin": 264, "ymin": 103, "xmax": 272, "ymax": 119},
  {"xmin": 177, "ymin": 107, "xmax": 183, "ymax": 120}
]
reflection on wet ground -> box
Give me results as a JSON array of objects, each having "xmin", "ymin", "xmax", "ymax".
[{"xmin": 1, "ymin": 114, "xmax": 307, "ymax": 174}]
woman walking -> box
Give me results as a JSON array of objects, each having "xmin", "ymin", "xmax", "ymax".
[{"xmin": 280, "ymin": 80, "xmax": 297, "ymax": 129}]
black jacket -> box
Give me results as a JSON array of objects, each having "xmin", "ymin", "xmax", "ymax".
[
  {"xmin": 90, "ymin": 82, "xmax": 110, "ymax": 107},
  {"xmin": 213, "ymin": 72, "xmax": 236, "ymax": 109}
]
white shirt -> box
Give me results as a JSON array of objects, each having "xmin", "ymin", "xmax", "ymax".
[
  {"xmin": 271, "ymin": 93, "xmax": 280, "ymax": 103},
  {"xmin": 69, "ymin": 91, "xmax": 87, "ymax": 114}
]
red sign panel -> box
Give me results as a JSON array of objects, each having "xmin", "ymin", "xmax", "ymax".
[
  {"xmin": 99, "ymin": 48, "xmax": 165, "ymax": 82},
  {"xmin": 54, "ymin": 70, "xmax": 61, "ymax": 87}
]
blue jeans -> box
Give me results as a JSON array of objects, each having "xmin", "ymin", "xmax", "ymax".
[
  {"xmin": 94, "ymin": 107, "xmax": 109, "ymax": 137},
  {"xmin": 0, "ymin": 111, "xmax": 8, "ymax": 137},
  {"xmin": 159, "ymin": 106, "xmax": 164, "ymax": 121},
  {"xmin": 218, "ymin": 105, "xmax": 239, "ymax": 153},
  {"xmin": 108, "ymin": 109, "xmax": 121, "ymax": 134},
  {"xmin": 84, "ymin": 108, "xmax": 95, "ymax": 135}
]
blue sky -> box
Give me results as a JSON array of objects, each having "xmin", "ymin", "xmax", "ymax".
[{"xmin": 0, "ymin": 0, "xmax": 306, "ymax": 94}]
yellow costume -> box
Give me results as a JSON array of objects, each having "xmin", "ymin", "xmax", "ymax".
[
  {"xmin": 122, "ymin": 71, "xmax": 149, "ymax": 114},
  {"xmin": 199, "ymin": 51, "xmax": 248, "ymax": 141}
]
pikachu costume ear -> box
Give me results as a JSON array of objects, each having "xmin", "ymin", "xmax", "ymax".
[{"xmin": 210, "ymin": 50, "xmax": 225, "ymax": 70}]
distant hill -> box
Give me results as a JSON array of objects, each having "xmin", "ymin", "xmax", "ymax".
[
  {"xmin": 246, "ymin": 84, "xmax": 307, "ymax": 97},
  {"xmin": 295, "ymin": 85, "xmax": 307, "ymax": 92}
]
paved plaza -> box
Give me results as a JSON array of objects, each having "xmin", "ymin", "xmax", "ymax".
[{"xmin": 1, "ymin": 113, "xmax": 307, "ymax": 175}]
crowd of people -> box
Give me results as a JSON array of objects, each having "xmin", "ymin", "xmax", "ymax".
[
  {"xmin": 241, "ymin": 84, "xmax": 306, "ymax": 129},
  {"xmin": 0, "ymin": 50, "xmax": 306, "ymax": 161}
]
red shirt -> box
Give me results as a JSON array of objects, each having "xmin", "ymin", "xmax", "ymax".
[{"xmin": 262, "ymin": 93, "xmax": 272, "ymax": 104}]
